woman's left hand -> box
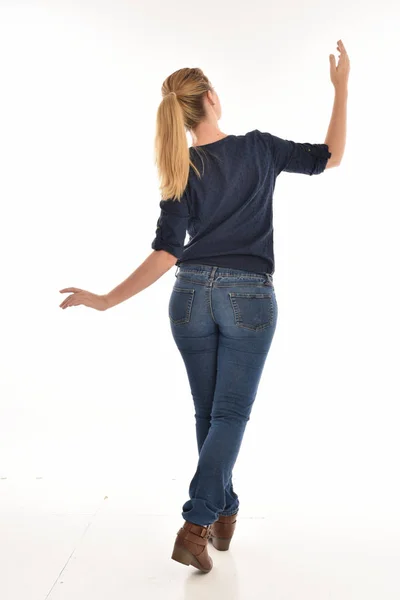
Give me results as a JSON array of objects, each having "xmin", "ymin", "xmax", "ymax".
[{"xmin": 59, "ymin": 287, "xmax": 109, "ymax": 311}]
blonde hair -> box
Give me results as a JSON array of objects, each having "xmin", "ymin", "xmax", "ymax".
[{"xmin": 154, "ymin": 67, "xmax": 213, "ymax": 202}]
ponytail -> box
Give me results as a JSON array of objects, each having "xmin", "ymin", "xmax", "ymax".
[{"xmin": 154, "ymin": 68, "xmax": 212, "ymax": 201}]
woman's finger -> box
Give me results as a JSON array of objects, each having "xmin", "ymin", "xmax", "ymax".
[
  {"xmin": 60, "ymin": 293, "xmax": 78, "ymax": 308},
  {"xmin": 59, "ymin": 287, "xmax": 83, "ymax": 293}
]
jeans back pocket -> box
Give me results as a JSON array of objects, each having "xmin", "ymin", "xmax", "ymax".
[
  {"xmin": 229, "ymin": 292, "xmax": 274, "ymax": 331},
  {"xmin": 169, "ymin": 287, "xmax": 195, "ymax": 325}
]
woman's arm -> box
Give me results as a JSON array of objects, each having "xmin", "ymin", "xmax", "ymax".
[
  {"xmin": 105, "ymin": 249, "xmax": 177, "ymax": 309},
  {"xmin": 325, "ymin": 39, "xmax": 350, "ymax": 168},
  {"xmin": 325, "ymin": 86, "xmax": 348, "ymax": 168}
]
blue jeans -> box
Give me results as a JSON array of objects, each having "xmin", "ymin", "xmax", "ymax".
[{"xmin": 169, "ymin": 264, "xmax": 278, "ymax": 527}]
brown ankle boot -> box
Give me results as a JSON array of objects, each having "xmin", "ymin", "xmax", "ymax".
[
  {"xmin": 209, "ymin": 511, "xmax": 238, "ymax": 551},
  {"xmin": 171, "ymin": 521, "xmax": 213, "ymax": 572}
]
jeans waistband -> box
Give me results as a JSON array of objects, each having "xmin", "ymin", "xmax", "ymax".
[{"xmin": 175, "ymin": 263, "xmax": 273, "ymax": 284}]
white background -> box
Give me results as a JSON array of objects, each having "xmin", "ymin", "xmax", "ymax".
[{"xmin": 0, "ymin": 1, "xmax": 399, "ymax": 598}]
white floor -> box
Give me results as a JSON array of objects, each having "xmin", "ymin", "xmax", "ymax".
[{"xmin": 1, "ymin": 477, "xmax": 399, "ymax": 600}]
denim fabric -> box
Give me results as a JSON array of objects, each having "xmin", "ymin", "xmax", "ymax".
[{"xmin": 169, "ymin": 263, "xmax": 278, "ymax": 527}]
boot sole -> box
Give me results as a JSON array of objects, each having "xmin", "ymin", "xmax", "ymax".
[{"xmin": 171, "ymin": 542, "xmax": 212, "ymax": 573}]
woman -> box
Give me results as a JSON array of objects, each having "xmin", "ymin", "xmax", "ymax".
[{"xmin": 59, "ymin": 39, "xmax": 350, "ymax": 573}]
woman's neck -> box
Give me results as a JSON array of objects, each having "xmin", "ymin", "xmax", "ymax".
[{"xmin": 192, "ymin": 132, "xmax": 229, "ymax": 147}]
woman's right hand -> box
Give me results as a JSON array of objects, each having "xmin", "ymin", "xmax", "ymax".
[{"xmin": 330, "ymin": 39, "xmax": 350, "ymax": 90}]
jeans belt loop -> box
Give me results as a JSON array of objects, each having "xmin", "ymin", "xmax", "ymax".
[{"xmin": 263, "ymin": 272, "xmax": 272, "ymax": 286}]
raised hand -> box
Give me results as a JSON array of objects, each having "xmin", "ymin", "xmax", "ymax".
[{"xmin": 329, "ymin": 39, "xmax": 350, "ymax": 90}]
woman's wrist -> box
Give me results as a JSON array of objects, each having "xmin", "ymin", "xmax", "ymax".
[{"xmin": 334, "ymin": 84, "xmax": 348, "ymax": 97}]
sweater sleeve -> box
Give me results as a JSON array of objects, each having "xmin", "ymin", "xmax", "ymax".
[
  {"xmin": 151, "ymin": 193, "xmax": 189, "ymax": 260},
  {"xmin": 258, "ymin": 130, "xmax": 332, "ymax": 176}
]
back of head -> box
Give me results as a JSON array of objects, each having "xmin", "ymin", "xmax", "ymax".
[{"xmin": 155, "ymin": 67, "xmax": 213, "ymax": 202}]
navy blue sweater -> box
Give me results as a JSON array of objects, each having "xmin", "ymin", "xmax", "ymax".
[{"xmin": 151, "ymin": 129, "xmax": 331, "ymax": 275}]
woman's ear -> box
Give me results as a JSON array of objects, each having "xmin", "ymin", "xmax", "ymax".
[{"xmin": 207, "ymin": 89, "xmax": 215, "ymax": 106}]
